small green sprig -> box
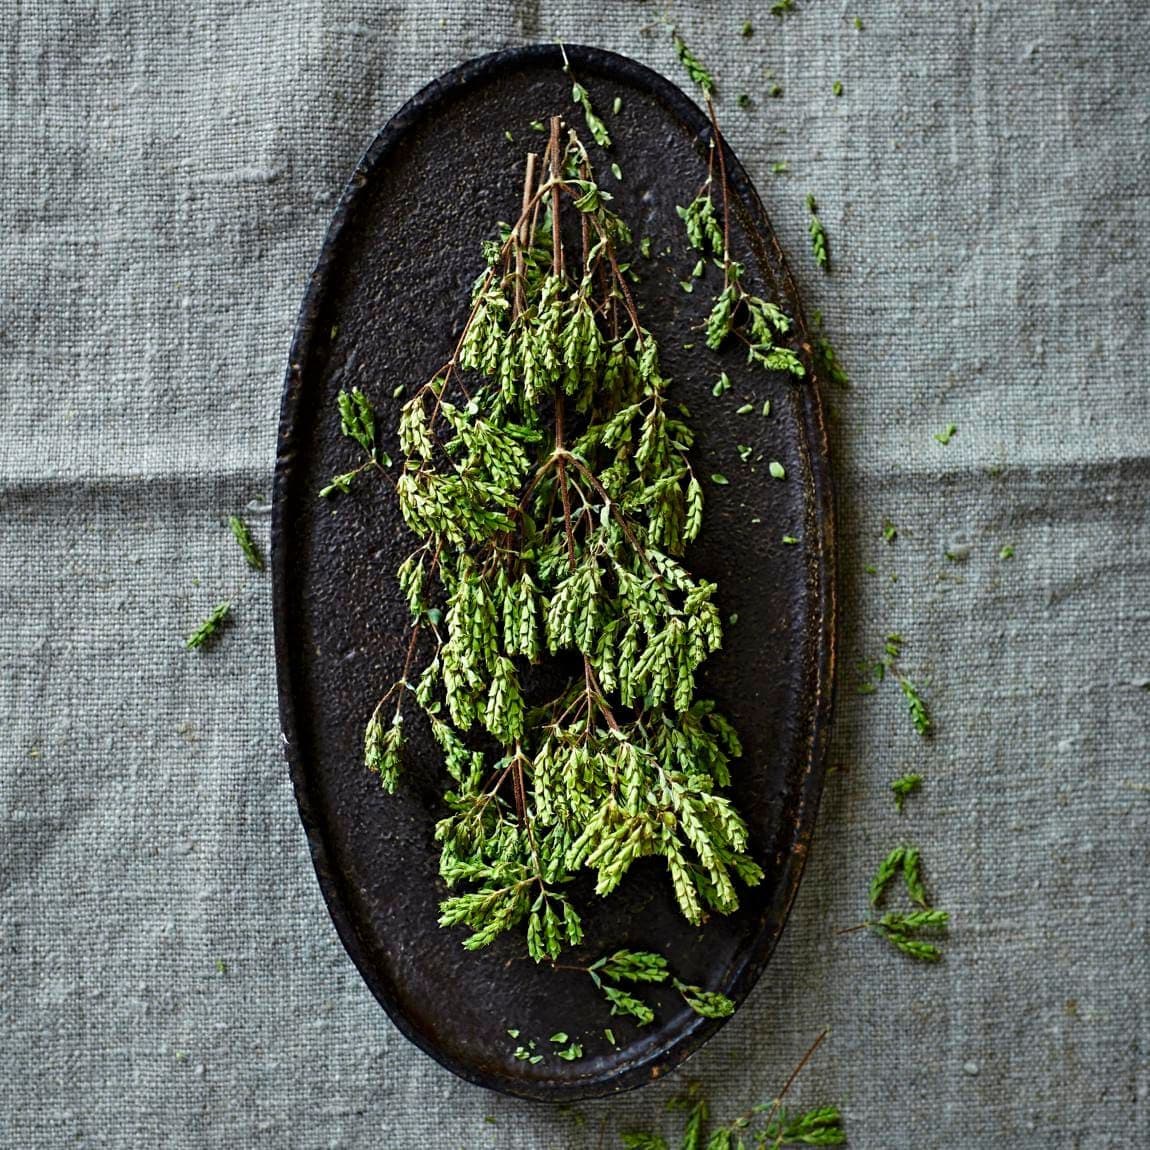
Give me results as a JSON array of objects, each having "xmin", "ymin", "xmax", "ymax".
[
  {"xmin": 850, "ymin": 846, "xmax": 951, "ymax": 961},
  {"xmin": 185, "ymin": 601, "xmax": 231, "ymax": 650},
  {"xmin": 899, "ymin": 677, "xmax": 932, "ymax": 735},
  {"xmin": 771, "ymin": 0, "xmax": 795, "ymax": 15},
  {"xmin": 870, "ymin": 909, "xmax": 950, "ymax": 962},
  {"xmin": 321, "ymin": 387, "xmax": 392, "ymax": 496},
  {"xmin": 228, "ymin": 515, "xmax": 264, "ymax": 571},
  {"xmin": 814, "ymin": 335, "xmax": 848, "ymax": 387},
  {"xmin": 933, "ymin": 423, "xmax": 957, "ymax": 445},
  {"xmin": 857, "ymin": 631, "xmax": 932, "ymax": 736},
  {"xmin": 623, "ymin": 1030, "xmax": 843, "ymax": 1148},
  {"xmin": 561, "ymin": 45, "xmax": 612, "ymax": 148},
  {"xmin": 672, "ymin": 30, "xmax": 716, "ymax": 95},
  {"xmin": 805, "ymin": 195, "xmax": 829, "ymax": 270},
  {"xmin": 669, "ymin": 26, "xmax": 806, "ymax": 384},
  {"xmin": 890, "ymin": 772, "xmax": 923, "ymax": 812},
  {"xmin": 673, "ymin": 979, "xmax": 736, "ymax": 1019},
  {"xmin": 579, "ymin": 950, "xmax": 735, "ymax": 1026}
]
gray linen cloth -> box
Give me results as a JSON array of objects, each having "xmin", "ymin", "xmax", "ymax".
[{"xmin": 1, "ymin": 2, "xmax": 1147, "ymax": 1146}]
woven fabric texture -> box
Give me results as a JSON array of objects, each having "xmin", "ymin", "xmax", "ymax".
[{"xmin": 2, "ymin": 2, "xmax": 1147, "ymax": 1146}]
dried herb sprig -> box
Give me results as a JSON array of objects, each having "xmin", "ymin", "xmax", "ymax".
[
  {"xmin": 185, "ymin": 601, "xmax": 231, "ymax": 650},
  {"xmin": 331, "ymin": 119, "xmax": 766, "ymax": 962},
  {"xmin": 857, "ymin": 631, "xmax": 932, "ymax": 736},
  {"xmin": 321, "ymin": 386, "xmax": 392, "ymax": 496},
  {"xmin": 890, "ymin": 772, "xmax": 923, "ymax": 811},
  {"xmin": 672, "ymin": 31, "xmax": 716, "ymax": 96},
  {"xmin": 805, "ymin": 195, "xmax": 829, "ymax": 270},
  {"xmin": 569, "ymin": 949, "xmax": 735, "ymax": 1025},
  {"xmin": 228, "ymin": 515, "xmax": 264, "ymax": 571},
  {"xmin": 670, "ymin": 31, "xmax": 806, "ymax": 381},
  {"xmin": 843, "ymin": 845, "xmax": 951, "ymax": 962},
  {"xmin": 622, "ymin": 1029, "xmax": 844, "ymax": 1148},
  {"xmin": 560, "ymin": 43, "xmax": 612, "ymax": 149}
]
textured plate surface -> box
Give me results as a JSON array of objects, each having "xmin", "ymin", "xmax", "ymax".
[{"xmin": 273, "ymin": 44, "xmax": 835, "ymax": 1102}]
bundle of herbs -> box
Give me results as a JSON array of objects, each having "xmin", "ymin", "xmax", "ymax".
[{"xmin": 326, "ymin": 116, "xmax": 805, "ymax": 966}]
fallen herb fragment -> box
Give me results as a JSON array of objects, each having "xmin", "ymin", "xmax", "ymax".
[
  {"xmin": 851, "ymin": 846, "xmax": 952, "ymax": 961},
  {"xmin": 577, "ymin": 949, "xmax": 736, "ymax": 1027},
  {"xmin": 769, "ymin": 460, "xmax": 786, "ymax": 480},
  {"xmin": 869, "ymin": 845, "xmax": 907, "ymax": 907},
  {"xmin": 557, "ymin": 1042, "xmax": 583, "ymax": 1061},
  {"xmin": 882, "ymin": 517, "xmax": 897, "ymax": 543},
  {"xmin": 711, "ymin": 473, "xmax": 730, "ymax": 485},
  {"xmin": 782, "ymin": 535, "xmax": 798, "ymax": 544},
  {"xmin": 612, "ymin": 96, "xmax": 622, "ymax": 115},
  {"xmin": 735, "ymin": 402, "xmax": 754, "ymax": 415},
  {"xmin": 672, "ymin": 30, "xmax": 715, "ymax": 95},
  {"xmin": 772, "ymin": 0, "xmax": 795, "ymax": 15},
  {"xmin": 890, "ymin": 772, "xmax": 923, "ymax": 811},
  {"xmin": 623, "ymin": 1030, "xmax": 843, "ymax": 1148},
  {"xmin": 741, "ymin": 20, "xmax": 754, "ymax": 37},
  {"xmin": 673, "ymin": 979, "xmax": 735, "ymax": 1018},
  {"xmin": 933, "ymin": 423, "xmax": 957, "ymax": 445},
  {"xmin": 805, "ymin": 194, "xmax": 829, "ymax": 270},
  {"xmin": 185, "ymin": 601, "xmax": 231, "ymax": 650},
  {"xmin": 999, "ymin": 544, "xmax": 1015, "ymax": 560},
  {"xmin": 814, "ymin": 334, "xmax": 849, "ymax": 387},
  {"xmin": 713, "ymin": 372, "xmax": 732, "ymax": 396},
  {"xmin": 832, "ymin": 80, "xmax": 843, "ymax": 97},
  {"xmin": 737, "ymin": 93, "xmax": 751, "ymax": 109},
  {"xmin": 228, "ymin": 515, "xmax": 264, "ymax": 571},
  {"xmin": 562, "ymin": 46, "xmax": 612, "ymax": 148},
  {"xmin": 900, "ymin": 677, "xmax": 931, "ymax": 735}
]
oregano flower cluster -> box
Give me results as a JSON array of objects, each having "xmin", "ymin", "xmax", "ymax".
[{"xmin": 329, "ymin": 118, "xmax": 779, "ymax": 963}]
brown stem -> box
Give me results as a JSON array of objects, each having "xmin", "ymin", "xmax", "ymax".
[
  {"xmin": 757, "ymin": 1029, "xmax": 830, "ymax": 1139},
  {"xmin": 564, "ymin": 453, "xmax": 662, "ymax": 585},
  {"xmin": 555, "ymin": 398, "xmax": 578, "ymax": 571},
  {"xmin": 548, "ymin": 116, "xmax": 565, "ymax": 279},
  {"xmin": 514, "ymin": 152, "xmax": 538, "ymax": 317},
  {"xmin": 706, "ymin": 98, "xmax": 732, "ymax": 262},
  {"xmin": 583, "ymin": 656, "xmax": 620, "ymax": 733}
]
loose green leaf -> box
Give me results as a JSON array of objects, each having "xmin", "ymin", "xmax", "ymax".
[
  {"xmin": 674, "ymin": 979, "xmax": 736, "ymax": 1019},
  {"xmin": 672, "ymin": 31, "xmax": 715, "ymax": 95},
  {"xmin": 228, "ymin": 515, "xmax": 264, "ymax": 571},
  {"xmin": 185, "ymin": 601, "xmax": 231, "ymax": 650},
  {"xmin": 805, "ymin": 195, "xmax": 829, "ymax": 270},
  {"xmin": 868, "ymin": 846, "xmax": 906, "ymax": 907},
  {"xmin": 890, "ymin": 773, "xmax": 923, "ymax": 812},
  {"xmin": 899, "ymin": 677, "xmax": 931, "ymax": 735}
]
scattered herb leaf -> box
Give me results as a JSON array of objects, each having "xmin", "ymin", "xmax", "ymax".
[{"xmin": 185, "ymin": 601, "xmax": 231, "ymax": 650}]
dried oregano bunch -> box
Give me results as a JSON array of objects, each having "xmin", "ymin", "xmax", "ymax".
[{"xmin": 328, "ymin": 118, "xmax": 779, "ymax": 962}]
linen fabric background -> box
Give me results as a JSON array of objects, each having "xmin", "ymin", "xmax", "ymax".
[{"xmin": 2, "ymin": 2, "xmax": 1147, "ymax": 1146}]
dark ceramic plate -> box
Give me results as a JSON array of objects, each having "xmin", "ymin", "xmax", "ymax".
[{"xmin": 273, "ymin": 45, "xmax": 835, "ymax": 1101}]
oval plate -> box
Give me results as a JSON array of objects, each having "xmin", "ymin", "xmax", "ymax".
[{"xmin": 273, "ymin": 44, "xmax": 835, "ymax": 1101}]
